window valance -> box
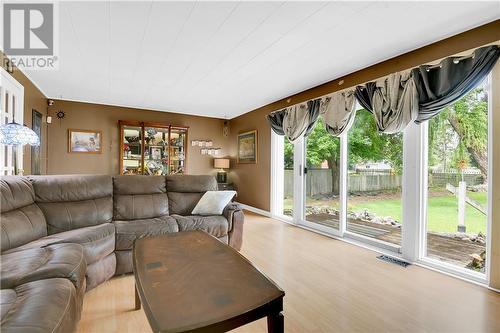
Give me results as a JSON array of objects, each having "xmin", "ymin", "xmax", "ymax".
[
  {"xmin": 266, "ymin": 45, "xmax": 499, "ymax": 138},
  {"xmin": 413, "ymin": 45, "xmax": 500, "ymax": 123}
]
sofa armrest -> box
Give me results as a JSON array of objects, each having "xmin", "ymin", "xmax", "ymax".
[{"xmin": 223, "ymin": 203, "xmax": 244, "ymax": 251}]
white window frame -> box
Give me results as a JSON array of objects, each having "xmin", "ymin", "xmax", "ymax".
[
  {"xmin": 270, "ymin": 130, "xmax": 294, "ymax": 223},
  {"xmin": 0, "ymin": 67, "xmax": 24, "ymax": 175},
  {"xmin": 269, "ymin": 74, "xmax": 494, "ymax": 285},
  {"xmin": 415, "ymin": 75, "xmax": 492, "ymax": 285}
]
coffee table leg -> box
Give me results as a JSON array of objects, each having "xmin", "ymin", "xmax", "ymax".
[
  {"xmin": 135, "ymin": 284, "xmax": 141, "ymax": 310},
  {"xmin": 267, "ymin": 312, "xmax": 284, "ymax": 333}
]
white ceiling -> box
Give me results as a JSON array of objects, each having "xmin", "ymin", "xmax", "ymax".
[{"xmin": 23, "ymin": 1, "xmax": 500, "ymax": 119}]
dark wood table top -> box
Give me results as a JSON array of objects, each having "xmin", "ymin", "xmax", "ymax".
[{"xmin": 133, "ymin": 231, "xmax": 285, "ymax": 333}]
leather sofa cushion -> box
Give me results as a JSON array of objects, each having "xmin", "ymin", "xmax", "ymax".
[
  {"xmin": 114, "ymin": 216, "xmax": 178, "ymax": 251},
  {"xmin": 85, "ymin": 253, "xmax": 116, "ymax": 291},
  {"xmin": 5, "ymin": 223, "xmax": 115, "ymax": 265},
  {"xmin": 171, "ymin": 215, "xmax": 229, "ymax": 238},
  {"xmin": 114, "ymin": 194, "xmax": 168, "ymax": 220},
  {"xmin": 0, "ymin": 243, "xmax": 86, "ymax": 292},
  {"xmin": 0, "ymin": 278, "xmax": 79, "ymax": 333},
  {"xmin": 113, "ymin": 175, "xmax": 168, "ymax": 220},
  {"xmin": 0, "ymin": 177, "xmax": 48, "ymax": 252},
  {"xmin": 30, "ymin": 175, "xmax": 113, "ymax": 234},
  {"xmin": 115, "ymin": 250, "xmax": 133, "ymax": 275},
  {"xmin": 1, "ymin": 203, "xmax": 47, "ymax": 252},
  {"xmin": 167, "ymin": 192, "xmax": 203, "ymax": 216},
  {"xmin": 166, "ymin": 175, "xmax": 218, "ymax": 215},
  {"xmin": 0, "ymin": 176, "xmax": 35, "ymax": 212},
  {"xmin": 166, "ymin": 175, "xmax": 217, "ymax": 192},
  {"xmin": 37, "ymin": 197, "xmax": 113, "ymax": 234},
  {"xmin": 30, "ymin": 175, "xmax": 112, "ymax": 202},
  {"xmin": 113, "ymin": 175, "xmax": 166, "ymax": 195}
]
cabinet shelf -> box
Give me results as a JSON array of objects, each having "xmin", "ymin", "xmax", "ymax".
[{"xmin": 145, "ymin": 144, "xmax": 167, "ymax": 148}]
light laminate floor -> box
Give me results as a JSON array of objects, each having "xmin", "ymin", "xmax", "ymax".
[{"xmin": 77, "ymin": 211, "xmax": 500, "ymax": 333}]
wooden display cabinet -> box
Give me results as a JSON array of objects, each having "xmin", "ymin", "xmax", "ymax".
[{"xmin": 119, "ymin": 120, "xmax": 188, "ymax": 175}]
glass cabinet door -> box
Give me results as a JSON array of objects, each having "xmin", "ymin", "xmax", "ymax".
[
  {"xmin": 169, "ymin": 127, "xmax": 187, "ymax": 174},
  {"xmin": 144, "ymin": 126, "xmax": 169, "ymax": 175},
  {"xmin": 122, "ymin": 125, "xmax": 143, "ymax": 175}
]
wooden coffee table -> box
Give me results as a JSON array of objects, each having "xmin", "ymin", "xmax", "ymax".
[{"xmin": 133, "ymin": 231, "xmax": 285, "ymax": 333}]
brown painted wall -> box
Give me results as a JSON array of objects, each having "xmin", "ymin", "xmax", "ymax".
[
  {"xmin": 228, "ymin": 20, "xmax": 500, "ymax": 212},
  {"xmin": 1, "ymin": 53, "xmax": 48, "ymax": 175},
  {"xmin": 228, "ymin": 108, "xmax": 270, "ymax": 211},
  {"xmin": 46, "ymin": 100, "xmax": 229, "ymax": 176}
]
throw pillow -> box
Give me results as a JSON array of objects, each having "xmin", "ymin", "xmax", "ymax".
[{"xmin": 191, "ymin": 190, "xmax": 237, "ymax": 216}]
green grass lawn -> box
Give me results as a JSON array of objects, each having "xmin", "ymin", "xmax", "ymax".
[{"xmin": 285, "ymin": 191, "xmax": 488, "ymax": 234}]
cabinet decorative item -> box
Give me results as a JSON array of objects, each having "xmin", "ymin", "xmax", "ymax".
[{"xmin": 119, "ymin": 121, "xmax": 188, "ymax": 175}]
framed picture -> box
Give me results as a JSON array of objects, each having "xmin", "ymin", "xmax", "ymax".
[
  {"xmin": 151, "ymin": 147, "xmax": 161, "ymax": 160},
  {"xmin": 237, "ymin": 130, "xmax": 257, "ymax": 164},
  {"xmin": 68, "ymin": 129, "xmax": 102, "ymax": 153},
  {"xmin": 31, "ymin": 110, "xmax": 42, "ymax": 174}
]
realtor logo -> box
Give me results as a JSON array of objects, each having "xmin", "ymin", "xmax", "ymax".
[{"xmin": 2, "ymin": 2, "xmax": 58, "ymax": 70}]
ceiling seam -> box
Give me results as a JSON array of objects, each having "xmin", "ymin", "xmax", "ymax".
[
  {"xmin": 129, "ymin": 1, "xmax": 154, "ymax": 101},
  {"xmin": 217, "ymin": 1, "xmax": 331, "ymax": 87},
  {"xmin": 188, "ymin": 1, "xmax": 286, "ymax": 91},
  {"xmin": 167, "ymin": 2, "xmax": 241, "ymax": 91},
  {"xmin": 141, "ymin": 1, "xmax": 198, "ymax": 106}
]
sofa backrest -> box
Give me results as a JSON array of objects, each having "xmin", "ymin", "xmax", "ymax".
[
  {"xmin": 113, "ymin": 175, "xmax": 168, "ymax": 220},
  {"xmin": 166, "ymin": 175, "xmax": 217, "ymax": 215},
  {"xmin": 30, "ymin": 175, "xmax": 113, "ymax": 234},
  {"xmin": 0, "ymin": 176, "xmax": 48, "ymax": 251}
]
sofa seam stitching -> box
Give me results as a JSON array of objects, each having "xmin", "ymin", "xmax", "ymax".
[
  {"xmin": 17, "ymin": 207, "xmax": 36, "ymax": 233},
  {"xmin": 49, "ymin": 282, "xmax": 73, "ymax": 333}
]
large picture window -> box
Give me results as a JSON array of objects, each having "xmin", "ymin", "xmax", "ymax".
[{"xmin": 424, "ymin": 80, "xmax": 489, "ymax": 274}]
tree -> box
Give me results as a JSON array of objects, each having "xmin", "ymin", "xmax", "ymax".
[
  {"xmin": 283, "ymin": 85, "xmax": 488, "ymax": 196},
  {"xmin": 428, "ymin": 86, "xmax": 488, "ymax": 178},
  {"xmin": 285, "ymin": 110, "xmax": 403, "ymax": 195},
  {"xmin": 305, "ymin": 118, "xmax": 341, "ymax": 193},
  {"xmin": 347, "ymin": 110, "xmax": 403, "ymax": 173},
  {"xmin": 446, "ymin": 87, "xmax": 488, "ymax": 177}
]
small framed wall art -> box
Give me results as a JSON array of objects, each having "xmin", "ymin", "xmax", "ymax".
[
  {"xmin": 68, "ymin": 129, "xmax": 102, "ymax": 154},
  {"xmin": 237, "ymin": 130, "xmax": 257, "ymax": 164}
]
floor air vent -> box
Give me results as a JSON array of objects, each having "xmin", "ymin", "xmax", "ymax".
[{"xmin": 376, "ymin": 255, "xmax": 411, "ymax": 267}]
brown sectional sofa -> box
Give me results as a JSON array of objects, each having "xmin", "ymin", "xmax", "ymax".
[{"xmin": 0, "ymin": 174, "xmax": 244, "ymax": 333}]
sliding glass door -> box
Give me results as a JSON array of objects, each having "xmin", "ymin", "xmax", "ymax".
[
  {"xmin": 346, "ymin": 109, "xmax": 403, "ymax": 250},
  {"xmin": 283, "ymin": 137, "xmax": 294, "ymax": 218},
  {"xmin": 303, "ymin": 118, "xmax": 341, "ymax": 232},
  {"xmin": 270, "ymin": 73, "xmax": 493, "ymax": 283}
]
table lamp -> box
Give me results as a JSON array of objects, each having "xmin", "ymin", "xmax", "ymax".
[
  {"xmin": 0, "ymin": 121, "xmax": 40, "ymax": 175},
  {"xmin": 214, "ymin": 158, "xmax": 230, "ymax": 183}
]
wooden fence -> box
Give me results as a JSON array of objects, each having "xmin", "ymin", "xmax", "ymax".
[
  {"xmin": 284, "ymin": 169, "xmax": 402, "ymax": 197},
  {"xmin": 283, "ymin": 169, "xmax": 483, "ymax": 197}
]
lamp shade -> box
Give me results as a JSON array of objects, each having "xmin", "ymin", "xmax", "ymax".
[
  {"xmin": 0, "ymin": 122, "xmax": 40, "ymax": 146},
  {"xmin": 214, "ymin": 158, "xmax": 230, "ymax": 169}
]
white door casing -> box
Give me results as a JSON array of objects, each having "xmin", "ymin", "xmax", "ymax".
[{"xmin": 0, "ymin": 67, "xmax": 25, "ymax": 175}]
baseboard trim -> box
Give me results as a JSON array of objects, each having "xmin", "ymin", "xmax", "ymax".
[{"xmin": 235, "ymin": 202, "xmax": 272, "ymax": 217}]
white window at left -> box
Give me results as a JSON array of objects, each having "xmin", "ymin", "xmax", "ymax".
[{"xmin": 0, "ymin": 67, "xmax": 25, "ymax": 175}]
